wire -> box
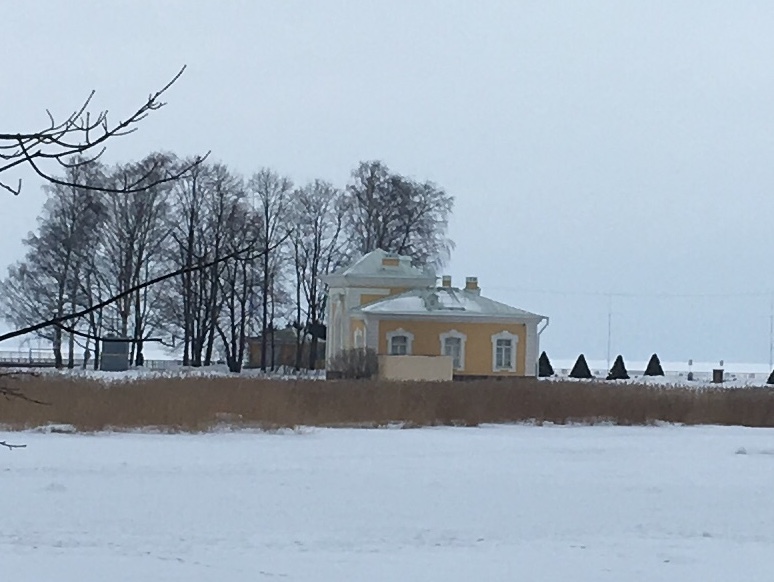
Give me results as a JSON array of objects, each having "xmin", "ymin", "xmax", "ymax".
[{"xmin": 485, "ymin": 286, "xmax": 774, "ymax": 299}]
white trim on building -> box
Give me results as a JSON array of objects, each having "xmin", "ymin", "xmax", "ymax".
[
  {"xmin": 491, "ymin": 330, "xmax": 519, "ymax": 372},
  {"xmin": 387, "ymin": 328, "xmax": 414, "ymax": 355}
]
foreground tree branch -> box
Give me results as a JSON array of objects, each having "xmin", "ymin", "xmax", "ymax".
[
  {"xmin": 0, "ymin": 249, "xmax": 247, "ymax": 344},
  {"xmin": 0, "ymin": 238, "xmax": 284, "ymax": 346},
  {"xmin": 54, "ymin": 320, "xmax": 172, "ymax": 347},
  {"xmin": 0, "ymin": 66, "xmax": 208, "ymax": 195},
  {"xmin": 0, "ymin": 441, "xmax": 26, "ymax": 450},
  {"xmin": 0, "ymin": 371, "xmax": 49, "ymax": 406}
]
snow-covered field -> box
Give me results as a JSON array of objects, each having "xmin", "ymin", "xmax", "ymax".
[{"xmin": 3, "ymin": 425, "xmax": 774, "ymax": 581}]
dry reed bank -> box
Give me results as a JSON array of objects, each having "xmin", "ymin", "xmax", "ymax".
[{"xmin": 2, "ymin": 375, "xmax": 774, "ymax": 432}]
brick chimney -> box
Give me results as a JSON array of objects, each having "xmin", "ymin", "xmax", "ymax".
[
  {"xmin": 441, "ymin": 275, "xmax": 452, "ymax": 288},
  {"xmin": 465, "ymin": 276, "xmax": 480, "ymax": 295}
]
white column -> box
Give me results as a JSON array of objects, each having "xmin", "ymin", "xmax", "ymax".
[{"xmin": 524, "ymin": 322, "xmax": 539, "ymax": 377}]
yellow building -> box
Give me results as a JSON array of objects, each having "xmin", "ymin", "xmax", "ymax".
[{"xmin": 324, "ymin": 250, "xmax": 549, "ymax": 379}]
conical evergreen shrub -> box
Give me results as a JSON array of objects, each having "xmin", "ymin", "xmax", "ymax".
[
  {"xmin": 767, "ymin": 369, "xmax": 774, "ymax": 385},
  {"xmin": 644, "ymin": 353, "xmax": 664, "ymax": 376},
  {"xmin": 538, "ymin": 351, "xmax": 554, "ymax": 377},
  {"xmin": 569, "ymin": 354, "xmax": 593, "ymax": 379},
  {"xmin": 606, "ymin": 355, "xmax": 629, "ymax": 380}
]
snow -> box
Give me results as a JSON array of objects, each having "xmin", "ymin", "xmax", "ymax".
[
  {"xmin": 551, "ymin": 359, "xmax": 773, "ymax": 386},
  {"xmin": 359, "ymin": 287, "xmax": 544, "ymax": 319},
  {"xmin": 0, "ymin": 365, "xmax": 326, "ymax": 383},
  {"xmin": 553, "ymin": 358, "xmax": 772, "ymax": 375},
  {"xmin": 3, "ymin": 424, "xmax": 774, "ymax": 580}
]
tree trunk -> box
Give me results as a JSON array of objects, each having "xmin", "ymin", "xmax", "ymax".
[
  {"xmin": 260, "ymin": 249, "xmax": 269, "ymax": 372},
  {"xmin": 67, "ymin": 330, "xmax": 75, "ymax": 369},
  {"xmin": 53, "ymin": 327, "xmax": 63, "ymax": 369},
  {"xmin": 309, "ymin": 336, "xmax": 318, "ymax": 371}
]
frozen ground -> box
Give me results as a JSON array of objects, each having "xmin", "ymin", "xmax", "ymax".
[{"xmin": 3, "ymin": 425, "xmax": 774, "ymax": 581}]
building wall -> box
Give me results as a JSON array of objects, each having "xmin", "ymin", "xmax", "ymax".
[
  {"xmin": 325, "ymin": 284, "xmax": 425, "ymax": 368},
  {"xmin": 378, "ymin": 355, "xmax": 453, "ymax": 381},
  {"xmin": 377, "ymin": 319, "xmax": 529, "ymax": 376}
]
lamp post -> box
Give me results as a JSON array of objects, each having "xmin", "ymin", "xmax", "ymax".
[
  {"xmin": 606, "ymin": 293, "xmax": 612, "ymax": 370},
  {"xmin": 769, "ymin": 293, "xmax": 773, "ymax": 369}
]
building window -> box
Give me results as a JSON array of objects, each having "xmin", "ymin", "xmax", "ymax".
[
  {"xmin": 495, "ymin": 339, "xmax": 512, "ymax": 369},
  {"xmin": 439, "ymin": 330, "xmax": 467, "ymax": 371},
  {"xmin": 387, "ymin": 328, "xmax": 414, "ymax": 356},
  {"xmin": 491, "ymin": 331, "xmax": 519, "ymax": 372},
  {"xmin": 444, "ymin": 337, "xmax": 462, "ymax": 369},
  {"xmin": 390, "ymin": 335, "xmax": 408, "ymax": 355}
]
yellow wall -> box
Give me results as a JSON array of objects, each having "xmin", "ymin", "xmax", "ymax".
[{"xmin": 378, "ymin": 319, "xmax": 528, "ymax": 376}]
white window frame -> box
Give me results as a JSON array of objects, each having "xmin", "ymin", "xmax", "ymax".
[
  {"xmin": 491, "ymin": 331, "xmax": 519, "ymax": 372},
  {"xmin": 439, "ymin": 329, "xmax": 467, "ymax": 371},
  {"xmin": 386, "ymin": 328, "xmax": 414, "ymax": 356}
]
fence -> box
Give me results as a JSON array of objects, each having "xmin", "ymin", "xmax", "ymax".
[{"xmin": 0, "ymin": 349, "xmax": 182, "ymax": 370}]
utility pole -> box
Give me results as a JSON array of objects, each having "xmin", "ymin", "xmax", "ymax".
[
  {"xmin": 769, "ymin": 292, "xmax": 773, "ymax": 370},
  {"xmin": 606, "ymin": 293, "xmax": 613, "ymax": 370}
]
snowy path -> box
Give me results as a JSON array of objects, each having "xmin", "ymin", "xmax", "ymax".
[{"xmin": 2, "ymin": 425, "xmax": 774, "ymax": 581}]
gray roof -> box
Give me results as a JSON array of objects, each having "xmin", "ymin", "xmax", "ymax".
[
  {"xmin": 325, "ymin": 249, "xmax": 436, "ymax": 283},
  {"xmin": 354, "ymin": 287, "xmax": 546, "ymax": 321}
]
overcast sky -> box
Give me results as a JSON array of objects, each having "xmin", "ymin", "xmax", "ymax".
[{"xmin": 3, "ymin": 1, "xmax": 774, "ymax": 365}]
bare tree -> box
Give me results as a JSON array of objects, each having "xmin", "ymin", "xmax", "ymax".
[
  {"xmin": 0, "ymin": 69, "xmax": 219, "ymax": 360},
  {"xmin": 161, "ymin": 161, "xmax": 244, "ymax": 366},
  {"xmin": 289, "ymin": 180, "xmax": 347, "ymax": 369},
  {"xmin": 97, "ymin": 153, "xmax": 173, "ymax": 365},
  {"xmin": 247, "ymin": 169, "xmax": 294, "ymax": 371},
  {"xmin": 160, "ymin": 159, "xmax": 209, "ymax": 365},
  {"xmin": 0, "ymin": 162, "xmax": 106, "ymax": 367},
  {"xmin": 342, "ymin": 160, "xmax": 454, "ymax": 268},
  {"xmin": 215, "ymin": 199, "xmax": 261, "ymax": 373}
]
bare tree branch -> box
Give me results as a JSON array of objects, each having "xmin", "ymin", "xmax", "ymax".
[
  {"xmin": 0, "ymin": 66, "xmax": 209, "ymax": 195},
  {"xmin": 0, "ymin": 238, "xmax": 286, "ymax": 345},
  {"xmin": 53, "ymin": 321, "xmax": 170, "ymax": 347},
  {"xmin": 0, "ymin": 372, "xmax": 50, "ymax": 406}
]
